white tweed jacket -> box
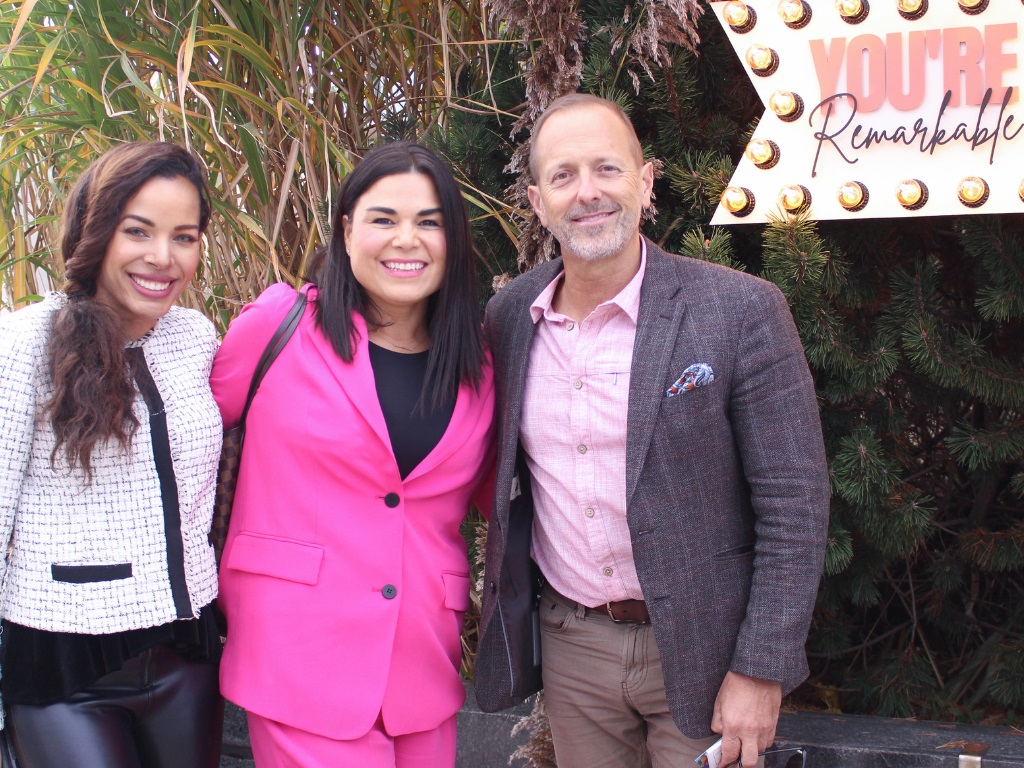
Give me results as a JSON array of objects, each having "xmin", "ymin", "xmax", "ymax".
[{"xmin": 0, "ymin": 294, "xmax": 222, "ymax": 635}]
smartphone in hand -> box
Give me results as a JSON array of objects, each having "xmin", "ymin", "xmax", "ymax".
[{"xmin": 694, "ymin": 738, "xmax": 724, "ymax": 768}]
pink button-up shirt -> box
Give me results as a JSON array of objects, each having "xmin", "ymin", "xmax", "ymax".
[{"xmin": 520, "ymin": 241, "xmax": 647, "ymax": 606}]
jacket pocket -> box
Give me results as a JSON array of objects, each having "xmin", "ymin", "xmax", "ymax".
[
  {"xmin": 51, "ymin": 563, "xmax": 132, "ymax": 583},
  {"xmin": 225, "ymin": 532, "xmax": 324, "ymax": 585},
  {"xmin": 659, "ymin": 385, "xmax": 713, "ymax": 416},
  {"xmin": 712, "ymin": 542, "xmax": 756, "ymax": 561},
  {"xmin": 442, "ymin": 572, "xmax": 471, "ymax": 611}
]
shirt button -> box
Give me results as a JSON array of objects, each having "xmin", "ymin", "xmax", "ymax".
[
  {"xmin": 573, "ymin": 379, "xmax": 583, "ymax": 389},
  {"xmin": 602, "ymin": 567, "xmax": 613, "ymax": 577},
  {"xmin": 384, "ymin": 493, "xmax": 400, "ymax": 508},
  {"xmin": 382, "ymin": 584, "xmax": 398, "ymax": 599},
  {"xmin": 577, "ymin": 444, "xmax": 587, "ymax": 454},
  {"xmin": 585, "ymin": 508, "xmax": 595, "ymax": 518},
  {"xmin": 566, "ymin": 322, "xmax": 575, "ymax": 331}
]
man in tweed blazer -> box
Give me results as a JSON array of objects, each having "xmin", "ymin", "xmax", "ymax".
[{"xmin": 474, "ymin": 94, "xmax": 830, "ymax": 767}]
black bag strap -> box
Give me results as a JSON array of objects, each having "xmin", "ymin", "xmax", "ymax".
[{"xmin": 237, "ymin": 289, "xmax": 308, "ymax": 426}]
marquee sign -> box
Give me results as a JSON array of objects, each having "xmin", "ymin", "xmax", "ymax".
[{"xmin": 710, "ymin": 0, "xmax": 1024, "ymax": 223}]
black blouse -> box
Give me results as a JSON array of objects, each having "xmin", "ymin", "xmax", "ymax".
[{"xmin": 368, "ymin": 343, "xmax": 455, "ymax": 479}]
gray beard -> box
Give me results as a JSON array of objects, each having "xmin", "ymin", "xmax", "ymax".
[{"xmin": 549, "ymin": 206, "xmax": 641, "ymax": 263}]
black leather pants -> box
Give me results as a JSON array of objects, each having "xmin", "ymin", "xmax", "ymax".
[{"xmin": 7, "ymin": 644, "xmax": 223, "ymax": 768}]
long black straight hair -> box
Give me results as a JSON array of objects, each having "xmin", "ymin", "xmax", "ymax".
[{"xmin": 305, "ymin": 141, "xmax": 485, "ymax": 410}]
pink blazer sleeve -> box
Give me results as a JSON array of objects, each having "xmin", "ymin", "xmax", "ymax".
[
  {"xmin": 470, "ymin": 425, "xmax": 497, "ymax": 521},
  {"xmin": 210, "ymin": 283, "xmax": 306, "ymax": 430},
  {"xmin": 467, "ymin": 350, "xmax": 497, "ymax": 520}
]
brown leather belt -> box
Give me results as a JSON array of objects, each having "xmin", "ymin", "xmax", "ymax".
[{"xmin": 588, "ymin": 599, "xmax": 650, "ymax": 625}]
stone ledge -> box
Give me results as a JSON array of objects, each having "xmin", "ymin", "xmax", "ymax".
[
  {"xmin": 220, "ymin": 687, "xmax": 1024, "ymax": 767},
  {"xmin": 774, "ymin": 711, "xmax": 1023, "ymax": 767},
  {"xmin": 456, "ymin": 680, "xmax": 533, "ymax": 767}
]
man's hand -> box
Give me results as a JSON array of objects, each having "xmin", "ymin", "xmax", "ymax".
[{"xmin": 711, "ymin": 671, "xmax": 782, "ymax": 768}]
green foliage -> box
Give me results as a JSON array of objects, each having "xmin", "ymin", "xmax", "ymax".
[
  {"xmin": 832, "ymin": 427, "xmax": 899, "ymax": 507},
  {"xmin": 854, "ymin": 647, "xmax": 940, "ymax": 719},
  {"xmin": 676, "ymin": 227, "xmax": 743, "ymax": 271},
  {"xmin": 959, "ymin": 218, "xmax": 1024, "ymax": 322},
  {"xmin": 663, "ymin": 149, "xmax": 734, "ymax": 223},
  {"xmin": 823, "ymin": 522, "xmax": 853, "ymax": 577},
  {"xmin": 0, "ymin": 0, "xmax": 517, "ymax": 326},
  {"xmin": 958, "ymin": 525, "xmax": 1024, "ymax": 573},
  {"xmin": 988, "ymin": 640, "xmax": 1024, "ymax": 710}
]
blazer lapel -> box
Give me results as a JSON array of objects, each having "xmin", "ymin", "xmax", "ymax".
[
  {"xmin": 493, "ymin": 260, "xmax": 563, "ymax": 524},
  {"xmin": 305, "ymin": 310, "xmax": 393, "ymax": 453},
  {"xmin": 626, "ymin": 242, "xmax": 687, "ymax": 504}
]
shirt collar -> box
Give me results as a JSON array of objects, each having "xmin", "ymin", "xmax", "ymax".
[{"xmin": 530, "ymin": 237, "xmax": 647, "ymax": 325}]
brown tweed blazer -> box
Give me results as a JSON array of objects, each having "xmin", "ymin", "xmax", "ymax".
[{"xmin": 473, "ymin": 240, "xmax": 830, "ymax": 738}]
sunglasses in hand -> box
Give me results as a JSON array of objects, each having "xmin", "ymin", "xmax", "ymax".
[{"xmin": 724, "ymin": 745, "xmax": 807, "ymax": 768}]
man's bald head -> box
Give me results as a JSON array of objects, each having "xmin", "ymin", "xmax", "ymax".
[{"xmin": 528, "ymin": 93, "xmax": 644, "ymax": 181}]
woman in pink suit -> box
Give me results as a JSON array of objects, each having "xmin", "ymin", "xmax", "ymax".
[{"xmin": 210, "ymin": 142, "xmax": 495, "ymax": 768}]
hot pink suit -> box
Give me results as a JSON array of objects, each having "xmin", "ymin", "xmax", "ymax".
[{"xmin": 210, "ymin": 283, "xmax": 495, "ymax": 741}]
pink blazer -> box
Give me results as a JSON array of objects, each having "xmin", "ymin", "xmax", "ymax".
[{"xmin": 210, "ymin": 283, "xmax": 495, "ymax": 740}]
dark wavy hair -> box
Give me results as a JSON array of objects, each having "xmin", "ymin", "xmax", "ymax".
[
  {"xmin": 305, "ymin": 141, "xmax": 485, "ymax": 410},
  {"xmin": 45, "ymin": 142, "xmax": 211, "ymax": 476}
]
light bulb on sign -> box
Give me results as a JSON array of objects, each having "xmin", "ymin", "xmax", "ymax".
[
  {"xmin": 896, "ymin": 179, "xmax": 928, "ymax": 210},
  {"xmin": 957, "ymin": 177, "xmax": 989, "ymax": 208},
  {"xmin": 745, "ymin": 44, "xmax": 779, "ymax": 77},
  {"xmin": 957, "ymin": 0, "xmax": 988, "ymax": 13},
  {"xmin": 778, "ymin": 184, "xmax": 811, "ymax": 213},
  {"xmin": 722, "ymin": 187, "xmax": 756, "ymax": 217},
  {"xmin": 896, "ymin": 0, "xmax": 927, "ymax": 20},
  {"xmin": 723, "ymin": 1, "xmax": 756, "ymax": 32},
  {"xmin": 837, "ymin": 181, "xmax": 869, "ymax": 212},
  {"xmin": 777, "ymin": 0, "xmax": 811, "ymax": 28},
  {"xmin": 835, "ymin": 0, "xmax": 869, "ymax": 23},
  {"xmin": 768, "ymin": 90, "xmax": 804, "ymax": 122},
  {"xmin": 745, "ymin": 139, "xmax": 780, "ymax": 169},
  {"xmin": 1019, "ymin": 180, "xmax": 1024, "ymax": 204}
]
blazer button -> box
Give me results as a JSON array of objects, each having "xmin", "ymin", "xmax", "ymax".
[
  {"xmin": 489, "ymin": 582, "xmax": 497, "ymax": 594},
  {"xmin": 382, "ymin": 584, "xmax": 398, "ymax": 599},
  {"xmin": 384, "ymin": 493, "xmax": 400, "ymax": 508}
]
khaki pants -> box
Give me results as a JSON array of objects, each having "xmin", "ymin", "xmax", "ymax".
[{"xmin": 539, "ymin": 585, "xmax": 717, "ymax": 768}]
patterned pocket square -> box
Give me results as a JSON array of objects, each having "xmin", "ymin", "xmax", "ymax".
[{"xmin": 665, "ymin": 363, "xmax": 715, "ymax": 397}]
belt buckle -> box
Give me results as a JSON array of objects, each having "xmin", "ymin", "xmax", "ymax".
[{"xmin": 606, "ymin": 602, "xmax": 627, "ymax": 623}]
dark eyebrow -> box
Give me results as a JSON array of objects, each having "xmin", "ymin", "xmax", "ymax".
[
  {"xmin": 122, "ymin": 214, "xmax": 198, "ymax": 232},
  {"xmin": 366, "ymin": 206, "xmax": 442, "ymax": 217}
]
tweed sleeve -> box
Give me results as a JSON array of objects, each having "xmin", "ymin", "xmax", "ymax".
[
  {"xmin": 0, "ymin": 304, "xmax": 50, "ymax": 727},
  {"xmin": 726, "ymin": 281, "xmax": 830, "ymax": 688},
  {"xmin": 0, "ymin": 308, "xmax": 45, "ymax": 601}
]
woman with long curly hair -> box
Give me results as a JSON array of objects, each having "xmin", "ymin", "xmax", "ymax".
[{"xmin": 0, "ymin": 142, "xmax": 224, "ymax": 767}]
